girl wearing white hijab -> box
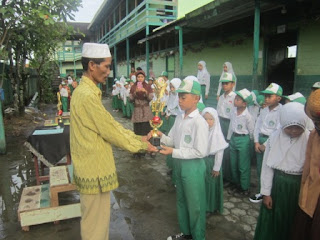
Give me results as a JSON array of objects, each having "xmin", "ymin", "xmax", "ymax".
[
  {"xmin": 197, "ymin": 61, "xmax": 211, "ymax": 102},
  {"xmin": 202, "ymin": 107, "xmax": 229, "ymax": 213},
  {"xmin": 254, "ymin": 102, "xmax": 310, "ymax": 240},
  {"xmin": 217, "ymin": 62, "xmax": 237, "ymax": 100}
]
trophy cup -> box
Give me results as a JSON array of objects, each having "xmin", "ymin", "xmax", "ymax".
[{"xmin": 149, "ymin": 77, "xmax": 167, "ymax": 148}]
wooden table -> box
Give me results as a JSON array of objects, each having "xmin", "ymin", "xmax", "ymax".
[{"xmin": 24, "ymin": 125, "xmax": 71, "ymax": 185}]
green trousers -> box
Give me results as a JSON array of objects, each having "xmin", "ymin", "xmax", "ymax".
[
  {"xmin": 61, "ymin": 96, "xmax": 68, "ymax": 112},
  {"xmin": 201, "ymin": 85, "xmax": 206, "ymax": 104},
  {"xmin": 219, "ymin": 117, "xmax": 231, "ymax": 182},
  {"xmin": 256, "ymin": 135, "xmax": 268, "ymax": 189},
  {"xmin": 126, "ymin": 102, "xmax": 134, "ymax": 118},
  {"xmin": 175, "ymin": 158, "xmax": 206, "ymax": 240},
  {"xmin": 229, "ymin": 134, "xmax": 251, "ymax": 191}
]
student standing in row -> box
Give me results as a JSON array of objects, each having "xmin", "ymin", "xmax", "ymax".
[
  {"xmin": 254, "ymin": 102, "xmax": 310, "ymax": 240},
  {"xmin": 153, "ymin": 76, "xmax": 208, "ymax": 240},
  {"xmin": 202, "ymin": 107, "xmax": 228, "ymax": 214},
  {"xmin": 227, "ymin": 89, "xmax": 254, "ymax": 196},
  {"xmin": 197, "ymin": 61, "xmax": 211, "ymax": 103},
  {"xmin": 217, "ymin": 62, "xmax": 237, "ymax": 100},
  {"xmin": 217, "ymin": 72, "xmax": 236, "ymax": 184},
  {"xmin": 250, "ymin": 83, "xmax": 283, "ymax": 203}
]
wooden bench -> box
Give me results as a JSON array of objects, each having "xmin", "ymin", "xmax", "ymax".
[{"xmin": 18, "ymin": 165, "xmax": 80, "ymax": 231}]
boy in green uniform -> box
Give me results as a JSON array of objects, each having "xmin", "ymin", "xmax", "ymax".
[
  {"xmin": 250, "ymin": 83, "xmax": 282, "ymax": 203},
  {"xmin": 216, "ymin": 72, "xmax": 236, "ymax": 184},
  {"xmin": 227, "ymin": 88, "xmax": 254, "ymax": 195},
  {"xmin": 152, "ymin": 76, "xmax": 209, "ymax": 240}
]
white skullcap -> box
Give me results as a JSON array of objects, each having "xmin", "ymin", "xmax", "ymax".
[{"xmin": 82, "ymin": 43, "xmax": 111, "ymax": 58}]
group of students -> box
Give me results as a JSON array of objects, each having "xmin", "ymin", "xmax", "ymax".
[
  {"xmin": 110, "ymin": 62, "xmax": 320, "ymax": 240},
  {"xmin": 58, "ymin": 75, "xmax": 78, "ymax": 112}
]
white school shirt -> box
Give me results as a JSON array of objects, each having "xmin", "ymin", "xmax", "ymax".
[
  {"xmin": 253, "ymin": 104, "xmax": 282, "ymax": 143},
  {"xmin": 60, "ymin": 87, "xmax": 68, "ymax": 97},
  {"xmin": 260, "ymin": 133, "xmax": 308, "ymax": 196},
  {"xmin": 198, "ymin": 72, "xmax": 210, "ymax": 95},
  {"xmin": 217, "ymin": 91, "xmax": 236, "ymax": 119},
  {"xmin": 227, "ymin": 108, "xmax": 254, "ymax": 140},
  {"xmin": 160, "ymin": 109, "xmax": 209, "ymax": 159}
]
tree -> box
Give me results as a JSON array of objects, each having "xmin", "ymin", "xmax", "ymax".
[{"xmin": 0, "ymin": 0, "xmax": 82, "ymax": 113}]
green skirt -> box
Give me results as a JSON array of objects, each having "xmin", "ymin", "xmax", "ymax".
[
  {"xmin": 121, "ymin": 100, "xmax": 127, "ymax": 117},
  {"xmin": 254, "ymin": 170, "xmax": 301, "ymax": 240},
  {"xmin": 126, "ymin": 101, "xmax": 134, "ymax": 118},
  {"xmin": 112, "ymin": 95, "xmax": 119, "ymax": 109},
  {"xmin": 219, "ymin": 117, "xmax": 231, "ymax": 182},
  {"xmin": 204, "ymin": 156, "xmax": 224, "ymax": 213}
]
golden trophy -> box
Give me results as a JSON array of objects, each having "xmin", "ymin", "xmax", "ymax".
[{"xmin": 149, "ymin": 77, "xmax": 167, "ymax": 148}]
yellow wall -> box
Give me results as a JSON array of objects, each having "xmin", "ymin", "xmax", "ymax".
[{"xmin": 178, "ymin": 0, "xmax": 214, "ymax": 19}]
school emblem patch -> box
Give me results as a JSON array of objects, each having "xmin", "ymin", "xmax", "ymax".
[
  {"xmin": 268, "ymin": 120, "xmax": 275, "ymax": 127},
  {"xmin": 226, "ymin": 108, "xmax": 231, "ymax": 113},
  {"xmin": 237, "ymin": 124, "xmax": 243, "ymax": 130},
  {"xmin": 184, "ymin": 135, "xmax": 192, "ymax": 144}
]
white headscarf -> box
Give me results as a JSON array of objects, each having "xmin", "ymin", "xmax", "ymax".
[
  {"xmin": 166, "ymin": 78, "xmax": 182, "ymax": 115},
  {"xmin": 265, "ymin": 102, "xmax": 310, "ymax": 174},
  {"xmin": 202, "ymin": 107, "xmax": 229, "ymax": 155},
  {"xmin": 120, "ymin": 75, "xmax": 126, "ymax": 85},
  {"xmin": 197, "ymin": 61, "xmax": 210, "ymax": 82},
  {"xmin": 219, "ymin": 62, "xmax": 236, "ymax": 79}
]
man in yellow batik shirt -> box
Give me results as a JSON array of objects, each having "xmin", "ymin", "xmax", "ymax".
[{"xmin": 70, "ymin": 43, "xmax": 157, "ymax": 240}]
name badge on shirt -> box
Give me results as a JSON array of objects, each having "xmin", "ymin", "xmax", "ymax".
[
  {"xmin": 268, "ymin": 120, "xmax": 275, "ymax": 127},
  {"xmin": 184, "ymin": 135, "xmax": 192, "ymax": 144}
]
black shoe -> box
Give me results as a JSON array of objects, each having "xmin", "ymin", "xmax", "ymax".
[
  {"xmin": 167, "ymin": 233, "xmax": 192, "ymax": 240},
  {"xmin": 249, "ymin": 193, "xmax": 263, "ymax": 203}
]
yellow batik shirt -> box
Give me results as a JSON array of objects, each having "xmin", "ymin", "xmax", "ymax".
[{"xmin": 70, "ymin": 76, "xmax": 148, "ymax": 194}]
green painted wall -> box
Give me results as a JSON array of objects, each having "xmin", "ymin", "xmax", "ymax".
[
  {"xmin": 294, "ymin": 21, "xmax": 320, "ymax": 96},
  {"xmin": 177, "ymin": 0, "xmax": 214, "ymax": 19}
]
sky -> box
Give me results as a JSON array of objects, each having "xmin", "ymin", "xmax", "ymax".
[{"xmin": 71, "ymin": 0, "xmax": 105, "ymax": 23}]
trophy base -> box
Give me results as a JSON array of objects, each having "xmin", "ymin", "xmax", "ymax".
[{"xmin": 150, "ymin": 137, "xmax": 162, "ymax": 150}]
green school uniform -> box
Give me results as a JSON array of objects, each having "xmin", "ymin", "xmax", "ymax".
[
  {"xmin": 174, "ymin": 158, "xmax": 206, "ymax": 240},
  {"xmin": 254, "ymin": 170, "xmax": 301, "ymax": 240},
  {"xmin": 229, "ymin": 134, "xmax": 251, "ymax": 190},
  {"xmin": 61, "ymin": 96, "xmax": 68, "ymax": 112},
  {"xmin": 219, "ymin": 117, "xmax": 231, "ymax": 182},
  {"xmin": 204, "ymin": 156, "xmax": 224, "ymax": 213}
]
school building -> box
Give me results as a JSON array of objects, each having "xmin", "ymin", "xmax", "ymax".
[
  {"xmin": 86, "ymin": 0, "xmax": 319, "ymax": 106},
  {"xmin": 56, "ymin": 22, "xmax": 92, "ymax": 80}
]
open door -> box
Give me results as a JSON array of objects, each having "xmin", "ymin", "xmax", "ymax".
[{"xmin": 265, "ymin": 31, "xmax": 297, "ymax": 96}]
